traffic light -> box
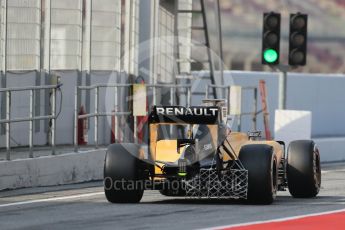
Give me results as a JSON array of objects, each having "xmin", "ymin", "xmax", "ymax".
[
  {"xmin": 289, "ymin": 13, "xmax": 308, "ymax": 66},
  {"xmin": 262, "ymin": 12, "xmax": 281, "ymax": 65}
]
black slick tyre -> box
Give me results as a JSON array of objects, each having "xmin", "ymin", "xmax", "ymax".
[
  {"xmin": 239, "ymin": 144, "xmax": 278, "ymax": 204},
  {"xmin": 104, "ymin": 143, "xmax": 144, "ymax": 203},
  {"xmin": 287, "ymin": 140, "xmax": 321, "ymax": 198}
]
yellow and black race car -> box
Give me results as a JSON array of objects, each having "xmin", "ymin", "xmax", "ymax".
[{"xmin": 104, "ymin": 100, "xmax": 321, "ymax": 204}]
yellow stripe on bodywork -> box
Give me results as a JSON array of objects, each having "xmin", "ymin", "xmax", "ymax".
[{"xmin": 154, "ymin": 140, "xmax": 186, "ymax": 174}]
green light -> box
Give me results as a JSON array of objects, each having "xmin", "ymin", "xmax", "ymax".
[
  {"xmin": 263, "ymin": 49, "xmax": 278, "ymax": 63},
  {"xmin": 178, "ymin": 172, "xmax": 187, "ymax": 177}
]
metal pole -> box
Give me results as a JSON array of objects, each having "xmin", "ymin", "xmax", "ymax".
[
  {"xmin": 153, "ymin": 83, "xmax": 157, "ymax": 105},
  {"xmin": 238, "ymin": 115, "xmax": 241, "ymax": 132},
  {"xmin": 253, "ymin": 88, "xmax": 258, "ymax": 131},
  {"xmin": 171, "ymin": 87, "xmax": 175, "ymax": 105},
  {"xmin": 237, "ymin": 89, "xmax": 242, "ymax": 132},
  {"xmin": 80, "ymin": 0, "xmax": 84, "ymax": 73},
  {"xmin": 5, "ymin": 91, "xmax": 10, "ymax": 160},
  {"xmin": 227, "ymin": 86, "xmax": 230, "ymax": 115},
  {"xmin": 94, "ymin": 86, "xmax": 98, "ymax": 148},
  {"xmin": 89, "ymin": 0, "xmax": 92, "ymax": 74},
  {"xmin": 47, "ymin": 1, "xmax": 54, "ymax": 153},
  {"xmin": 114, "ymin": 86, "xmax": 118, "ymax": 143},
  {"xmin": 74, "ymin": 87, "xmax": 78, "ymax": 152},
  {"xmin": 278, "ymin": 71, "xmax": 287, "ymax": 110},
  {"xmin": 48, "ymin": 0, "xmax": 52, "ymax": 76},
  {"xmin": 51, "ymin": 88, "xmax": 56, "ymax": 155},
  {"xmin": 205, "ymin": 85, "xmax": 209, "ymax": 99},
  {"xmin": 170, "ymin": 88, "xmax": 174, "ymax": 135},
  {"xmin": 39, "ymin": 0, "xmax": 43, "ymax": 72},
  {"xmin": 133, "ymin": 116, "xmax": 137, "ymax": 143},
  {"xmin": 29, "ymin": 90, "xmax": 34, "ymax": 158},
  {"xmin": 200, "ymin": 0, "xmax": 217, "ymax": 99},
  {"xmin": 187, "ymin": 87, "xmax": 191, "ymax": 107},
  {"xmin": 4, "ymin": 0, "xmax": 7, "ymax": 80},
  {"xmin": 128, "ymin": 0, "xmax": 134, "ymax": 75},
  {"xmin": 216, "ymin": 0, "xmax": 224, "ymax": 84},
  {"xmin": 151, "ymin": 1, "xmax": 159, "ymax": 104}
]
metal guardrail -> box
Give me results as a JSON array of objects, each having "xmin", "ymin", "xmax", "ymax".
[
  {"xmin": 1, "ymin": 82, "xmax": 260, "ymax": 159},
  {"xmin": 205, "ymin": 84, "xmax": 258, "ymax": 131},
  {"xmin": 74, "ymin": 83, "xmax": 192, "ymax": 152},
  {"xmin": 0, "ymin": 84, "xmax": 61, "ymax": 160},
  {"xmin": 74, "ymin": 84, "xmax": 132, "ymax": 152}
]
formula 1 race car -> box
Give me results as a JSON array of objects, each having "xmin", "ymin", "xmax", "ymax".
[{"xmin": 104, "ymin": 100, "xmax": 321, "ymax": 204}]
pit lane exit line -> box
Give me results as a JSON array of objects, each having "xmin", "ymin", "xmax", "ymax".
[
  {"xmin": 0, "ymin": 192, "xmax": 104, "ymax": 208},
  {"xmin": 321, "ymin": 169, "xmax": 345, "ymax": 174}
]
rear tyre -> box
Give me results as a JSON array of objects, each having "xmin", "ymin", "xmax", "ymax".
[
  {"xmin": 104, "ymin": 143, "xmax": 144, "ymax": 203},
  {"xmin": 239, "ymin": 144, "xmax": 278, "ymax": 204},
  {"xmin": 287, "ymin": 140, "xmax": 321, "ymax": 198}
]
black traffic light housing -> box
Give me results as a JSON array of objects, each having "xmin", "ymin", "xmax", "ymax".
[
  {"xmin": 289, "ymin": 13, "xmax": 308, "ymax": 66},
  {"xmin": 262, "ymin": 12, "xmax": 281, "ymax": 65}
]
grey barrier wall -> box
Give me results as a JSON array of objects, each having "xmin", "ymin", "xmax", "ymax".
[
  {"xmin": 191, "ymin": 71, "xmax": 345, "ymax": 138},
  {"xmin": 223, "ymin": 71, "xmax": 345, "ymax": 137},
  {"xmin": 287, "ymin": 73, "xmax": 345, "ymax": 137}
]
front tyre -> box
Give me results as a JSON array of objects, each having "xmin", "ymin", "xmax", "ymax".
[
  {"xmin": 104, "ymin": 143, "xmax": 144, "ymax": 203},
  {"xmin": 287, "ymin": 140, "xmax": 321, "ymax": 198},
  {"xmin": 239, "ymin": 144, "xmax": 278, "ymax": 204}
]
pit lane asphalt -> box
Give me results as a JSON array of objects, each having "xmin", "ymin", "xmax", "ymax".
[{"xmin": 0, "ymin": 163, "xmax": 344, "ymax": 230}]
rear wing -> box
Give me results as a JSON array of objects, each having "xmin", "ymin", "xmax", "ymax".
[{"xmin": 149, "ymin": 106, "xmax": 219, "ymax": 124}]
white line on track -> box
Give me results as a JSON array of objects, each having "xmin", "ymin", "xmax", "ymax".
[
  {"xmin": 202, "ymin": 208, "xmax": 345, "ymax": 230},
  {"xmin": 0, "ymin": 192, "xmax": 104, "ymax": 208},
  {"xmin": 322, "ymin": 169, "xmax": 345, "ymax": 174}
]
